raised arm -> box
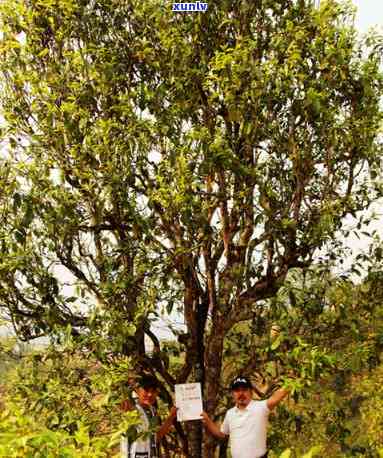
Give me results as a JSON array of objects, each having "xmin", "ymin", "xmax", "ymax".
[
  {"xmin": 266, "ymin": 388, "xmax": 289, "ymax": 411},
  {"xmin": 201, "ymin": 412, "xmax": 228, "ymax": 440},
  {"xmin": 157, "ymin": 406, "xmax": 177, "ymax": 441}
]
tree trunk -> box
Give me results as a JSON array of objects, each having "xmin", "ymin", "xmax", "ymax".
[
  {"xmin": 203, "ymin": 431, "xmax": 218, "ymax": 458},
  {"xmin": 202, "ymin": 321, "xmax": 226, "ymax": 457},
  {"xmin": 219, "ymin": 440, "xmax": 229, "ymax": 457},
  {"xmin": 185, "ymin": 295, "xmax": 208, "ymax": 457},
  {"xmin": 186, "ymin": 421, "xmax": 203, "ymax": 458}
]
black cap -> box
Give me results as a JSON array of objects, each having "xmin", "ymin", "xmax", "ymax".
[
  {"xmin": 230, "ymin": 376, "xmax": 253, "ymax": 390},
  {"xmin": 137, "ymin": 375, "xmax": 160, "ymax": 390}
]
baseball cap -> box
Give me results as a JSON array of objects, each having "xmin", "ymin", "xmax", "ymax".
[{"xmin": 230, "ymin": 376, "xmax": 253, "ymax": 390}]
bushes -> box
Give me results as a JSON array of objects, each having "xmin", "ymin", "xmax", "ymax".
[
  {"xmin": 0, "ymin": 346, "xmax": 139, "ymax": 457},
  {"xmin": 0, "ymin": 407, "xmax": 110, "ymax": 457},
  {"xmin": 268, "ymin": 364, "xmax": 383, "ymax": 457}
]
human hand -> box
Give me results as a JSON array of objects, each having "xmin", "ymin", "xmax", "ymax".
[
  {"xmin": 120, "ymin": 399, "xmax": 134, "ymax": 412},
  {"xmin": 200, "ymin": 411, "xmax": 209, "ymax": 424}
]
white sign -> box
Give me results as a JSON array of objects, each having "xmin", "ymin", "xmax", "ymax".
[{"xmin": 175, "ymin": 383, "xmax": 203, "ymax": 422}]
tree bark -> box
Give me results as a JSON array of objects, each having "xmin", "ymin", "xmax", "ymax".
[
  {"xmin": 202, "ymin": 320, "xmax": 226, "ymax": 457},
  {"xmin": 186, "ymin": 421, "xmax": 203, "ymax": 458},
  {"xmin": 183, "ymin": 290, "xmax": 208, "ymax": 457}
]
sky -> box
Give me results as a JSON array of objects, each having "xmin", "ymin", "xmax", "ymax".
[
  {"xmin": 343, "ymin": 0, "xmax": 383, "ymax": 261},
  {"xmin": 352, "ymin": 0, "xmax": 383, "ymax": 33}
]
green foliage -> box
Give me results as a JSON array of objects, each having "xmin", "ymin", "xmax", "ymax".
[
  {"xmin": 0, "ymin": 346, "xmax": 142, "ymax": 457},
  {"xmin": 0, "ymin": 0, "xmax": 382, "ymax": 455},
  {"xmin": 277, "ymin": 447, "xmax": 323, "ymax": 458},
  {"xmin": 269, "ymin": 364, "xmax": 383, "ymax": 457},
  {"xmin": 0, "ymin": 409, "xmax": 109, "ymax": 458},
  {"xmin": 0, "ymin": 0, "xmax": 381, "ymax": 340},
  {"xmin": 263, "ymin": 269, "xmax": 383, "ymax": 457},
  {"xmin": 220, "ymin": 264, "xmax": 383, "ymax": 456},
  {"xmin": 350, "ymin": 365, "xmax": 383, "ymax": 452}
]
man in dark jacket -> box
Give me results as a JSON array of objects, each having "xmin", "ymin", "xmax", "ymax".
[{"xmin": 121, "ymin": 375, "xmax": 177, "ymax": 458}]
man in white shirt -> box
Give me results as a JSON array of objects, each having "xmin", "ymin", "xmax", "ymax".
[{"xmin": 201, "ymin": 376, "xmax": 289, "ymax": 458}]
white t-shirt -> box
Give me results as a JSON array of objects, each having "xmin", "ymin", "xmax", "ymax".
[{"xmin": 221, "ymin": 400, "xmax": 270, "ymax": 458}]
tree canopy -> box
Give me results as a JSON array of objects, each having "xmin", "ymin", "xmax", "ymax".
[{"xmin": 0, "ymin": 0, "xmax": 382, "ymax": 456}]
